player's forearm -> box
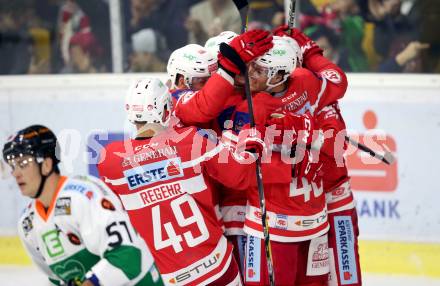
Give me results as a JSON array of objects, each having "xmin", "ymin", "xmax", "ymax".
[{"xmin": 175, "ymin": 73, "xmax": 234, "ymax": 125}]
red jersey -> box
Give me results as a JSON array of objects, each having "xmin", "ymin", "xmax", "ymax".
[
  {"xmin": 97, "ymin": 125, "xmax": 252, "ymax": 285},
  {"xmin": 315, "ymin": 103, "xmax": 355, "ymax": 213},
  {"xmin": 174, "ymin": 73, "xmax": 248, "ymax": 236},
  {"xmin": 300, "ymin": 51, "xmax": 354, "ymax": 213},
  {"xmin": 175, "ymin": 69, "xmax": 330, "ymax": 242}
]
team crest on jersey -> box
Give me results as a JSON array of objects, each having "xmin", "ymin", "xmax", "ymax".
[
  {"xmin": 321, "ymin": 69, "xmax": 342, "ymax": 84},
  {"xmin": 331, "ymin": 186, "xmax": 346, "ymax": 199},
  {"xmin": 54, "ymin": 197, "xmax": 72, "ymax": 216},
  {"xmin": 22, "ymin": 211, "xmax": 34, "ymax": 235},
  {"xmin": 101, "ymin": 198, "xmax": 116, "ymax": 211},
  {"xmin": 124, "ymin": 158, "xmax": 184, "ymax": 190},
  {"xmin": 67, "ymin": 232, "xmax": 82, "ymax": 245},
  {"xmin": 275, "ymin": 214, "xmax": 288, "ymax": 230}
]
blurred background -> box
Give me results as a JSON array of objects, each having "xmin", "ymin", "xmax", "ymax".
[
  {"xmin": 0, "ymin": 0, "xmax": 439, "ymax": 75},
  {"xmin": 0, "ymin": 0, "xmax": 439, "ymax": 285}
]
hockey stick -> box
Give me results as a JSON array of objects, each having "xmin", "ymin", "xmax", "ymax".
[
  {"xmin": 345, "ymin": 136, "xmax": 395, "ymax": 165},
  {"xmin": 288, "ymin": 0, "xmax": 297, "ymax": 31},
  {"xmin": 231, "ymin": 0, "xmax": 275, "ymax": 285},
  {"xmin": 286, "ymin": 0, "xmax": 394, "ymax": 165},
  {"xmin": 233, "ymin": 0, "xmax": 249, "ymax": 33}
]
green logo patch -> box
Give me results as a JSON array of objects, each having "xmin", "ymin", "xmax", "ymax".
[
  {"xmin": 53, "ymin": 259, "xmax": 86, "ymax": 282},
  {"xmin": 42, "ymin": 229, "xmax": 64, "ymax": 258},
  {"xmin": 273, "ymin": 49, "xmax": 287, "ymax": 56},
  {"xmin": 183, "ymin": 53, "xmax": 196, "ymax": 61}
]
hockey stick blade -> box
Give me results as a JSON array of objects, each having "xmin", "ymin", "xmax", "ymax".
[
  {"xmin": 381, "ymin": 143, "xmax": 396, "ymax": 165},
  {"xmin": 345, "ymin": 136, "xmax": 395, "ymax": 165}
]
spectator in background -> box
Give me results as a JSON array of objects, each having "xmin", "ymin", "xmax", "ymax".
[
  {"xmin": 125, "ymin": 0, "xmax": 193, "ymax": 57},
  {"xmin": 27, "ymin": 28, "xmax": 52, "ymax": 74},
  {"xmin": 330, "ymin": 0, "xmax": 369, "ymax": 71},
  {"xmin": 411, "ymin": 0, "xmax": 439, "ymax": 73},
  {"xmin": 128, "ymin": 28, "xmax": 167, "ymax": 72},
  {"xmin": 301, "ymin": 0, "xmax": 370, "ymax": 72},
  {"xmin": 379, "ymin": 39, "xmax": 429, "ymax": 72},
  {"xmin": 75, "ymin": 0, "xmax": 111, "ymax": 72},
  {"xmin": 366, "ymin": 0, "xmax": 417, "ymax": 69},
  {"xmin": 185, "ymin": 0, "xmax": 241, "ymax": 44},
  {"xmin": 0, "ymin": 0, "xmax": 43, "ymax": 74},
  {"xmin": 307, "ymin": 25, "xmax": 351, "ymax": 71},
  {"xmin": 63, "ymin": 31, "xmax": 105, "ymax": 73},
  {"xmin": 246, "ymin": 0, "xmax": 284, "ymax": 30},
  {"xmin": 56, "ymin": 1, "xmax": 92, "ymax": 70}
]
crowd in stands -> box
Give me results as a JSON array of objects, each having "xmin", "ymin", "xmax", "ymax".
[
  {"xmin": 0, "ymin": 0, "xmax": 438, "ymax": 74},
  {"xmin": 0, "ymin": 0, "xmax": 111, "ymax": 74}
]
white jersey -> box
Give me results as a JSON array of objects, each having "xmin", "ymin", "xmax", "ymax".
[{"xmin": 17, "ymin": 175, "xmax": 162, "ymax": 286}]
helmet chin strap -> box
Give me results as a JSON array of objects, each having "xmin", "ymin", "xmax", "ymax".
[
  {"xmin": 265, "ymin": 75, "xmax": 288, "ymax": 93},
  {"xmin": 33, "ymin": 159, "xmax": 54, "ymax": 199}
]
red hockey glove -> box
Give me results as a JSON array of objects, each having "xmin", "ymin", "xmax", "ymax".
[
  {"xmin": 273, "ymin": 25, "xmax": 323, "ymax": 58},
  {"xmin": 267, "ymin": 111, "xmax": 314, "ymax": 148},
  {"xmin": 236, "ymin": 124, "xmax": 266, "ymax": 158},
  {"xmin": 293, "ymin": 146, "xmax": 323, "ymax": 185},
  {"xmin": 230, "ymin": 29, "xmax": 273, "ymax": 63},
  {"xmin": 267, "ymin": 110, "xmax": 322, "ymax": 182},
  {"xmin": 218, "ymin": 29, "xmax": 273, "ymax": 75}
]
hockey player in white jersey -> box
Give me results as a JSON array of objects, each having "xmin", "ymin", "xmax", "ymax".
[{"xmin": 3, "ymin": 125, "xmax": 163, "ymax": 286}]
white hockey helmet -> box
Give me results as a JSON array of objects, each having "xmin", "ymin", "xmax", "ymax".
[
  {"xmin": 167, "ymin": 44, "xmax": 217, "ymax": 90},
  {"xmin": 253, "ymin": 36, "xmax": 303, "ymax": 90},
  {"xmin": 125, "ymin": 78, "xmax": 171, "ymax": 127},
  {"xmin": 204, "ymin": 31, "xmax": 238, "ymax": 57}
]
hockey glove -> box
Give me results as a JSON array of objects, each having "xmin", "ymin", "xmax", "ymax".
[
  {"xmin": 273, "ymin": 25, "xmax": 323, "ymax": 58},
  {"xmin": 218, "ymin": 29, "xmax": 273, "ymax": 75},
  {"xmin": 267, "ymin": 111, "xmax": 314, "ymax": 148},
  {"xmin": 236, "ymin": 124, "xmax": 266, "ymax": 159}
]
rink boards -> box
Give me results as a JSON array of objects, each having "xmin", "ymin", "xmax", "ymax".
[{"xmin": 0, "ymin": 73, "xmax": 439, "ymax": 278}]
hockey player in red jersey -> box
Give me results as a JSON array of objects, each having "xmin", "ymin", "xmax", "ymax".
[
  {"xmin": 169, "ymin": 29, "xmax": 274, "ymax": 280},
  {"xmin": 168, "ymin": 30, "xmax": 272, "ymax": 280},
  {"xmin": 273, "ymin": 26, "xmax": 362, "ymax": 286},
  {"xmin": 175, "ymin": 33, "xmax": 331, "ymax": 285},
  {"xmin": 97, "ymin": 78, "xmax": 262, "ymax": 285}
]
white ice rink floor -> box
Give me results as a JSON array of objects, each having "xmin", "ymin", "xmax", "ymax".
[{"xmin": 1, "ymin": 266, "xmax": 440, "ymax": 286}]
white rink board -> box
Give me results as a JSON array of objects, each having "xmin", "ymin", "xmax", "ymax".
[{"xmin": 0, "ymin": 73, "xmax": 440, "ymax": 245}]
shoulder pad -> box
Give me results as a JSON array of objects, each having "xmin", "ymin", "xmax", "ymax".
[
  {"xmin": 291, "ymin": 67, "xmax": 317, "ymax": 80},
  {"xmin": 61, "ymin": 176, "xmax": 99, "ymax": 202},
  {"xmin": 70, "ymin": 175, "xmax": 111, "ymax": 197}
]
